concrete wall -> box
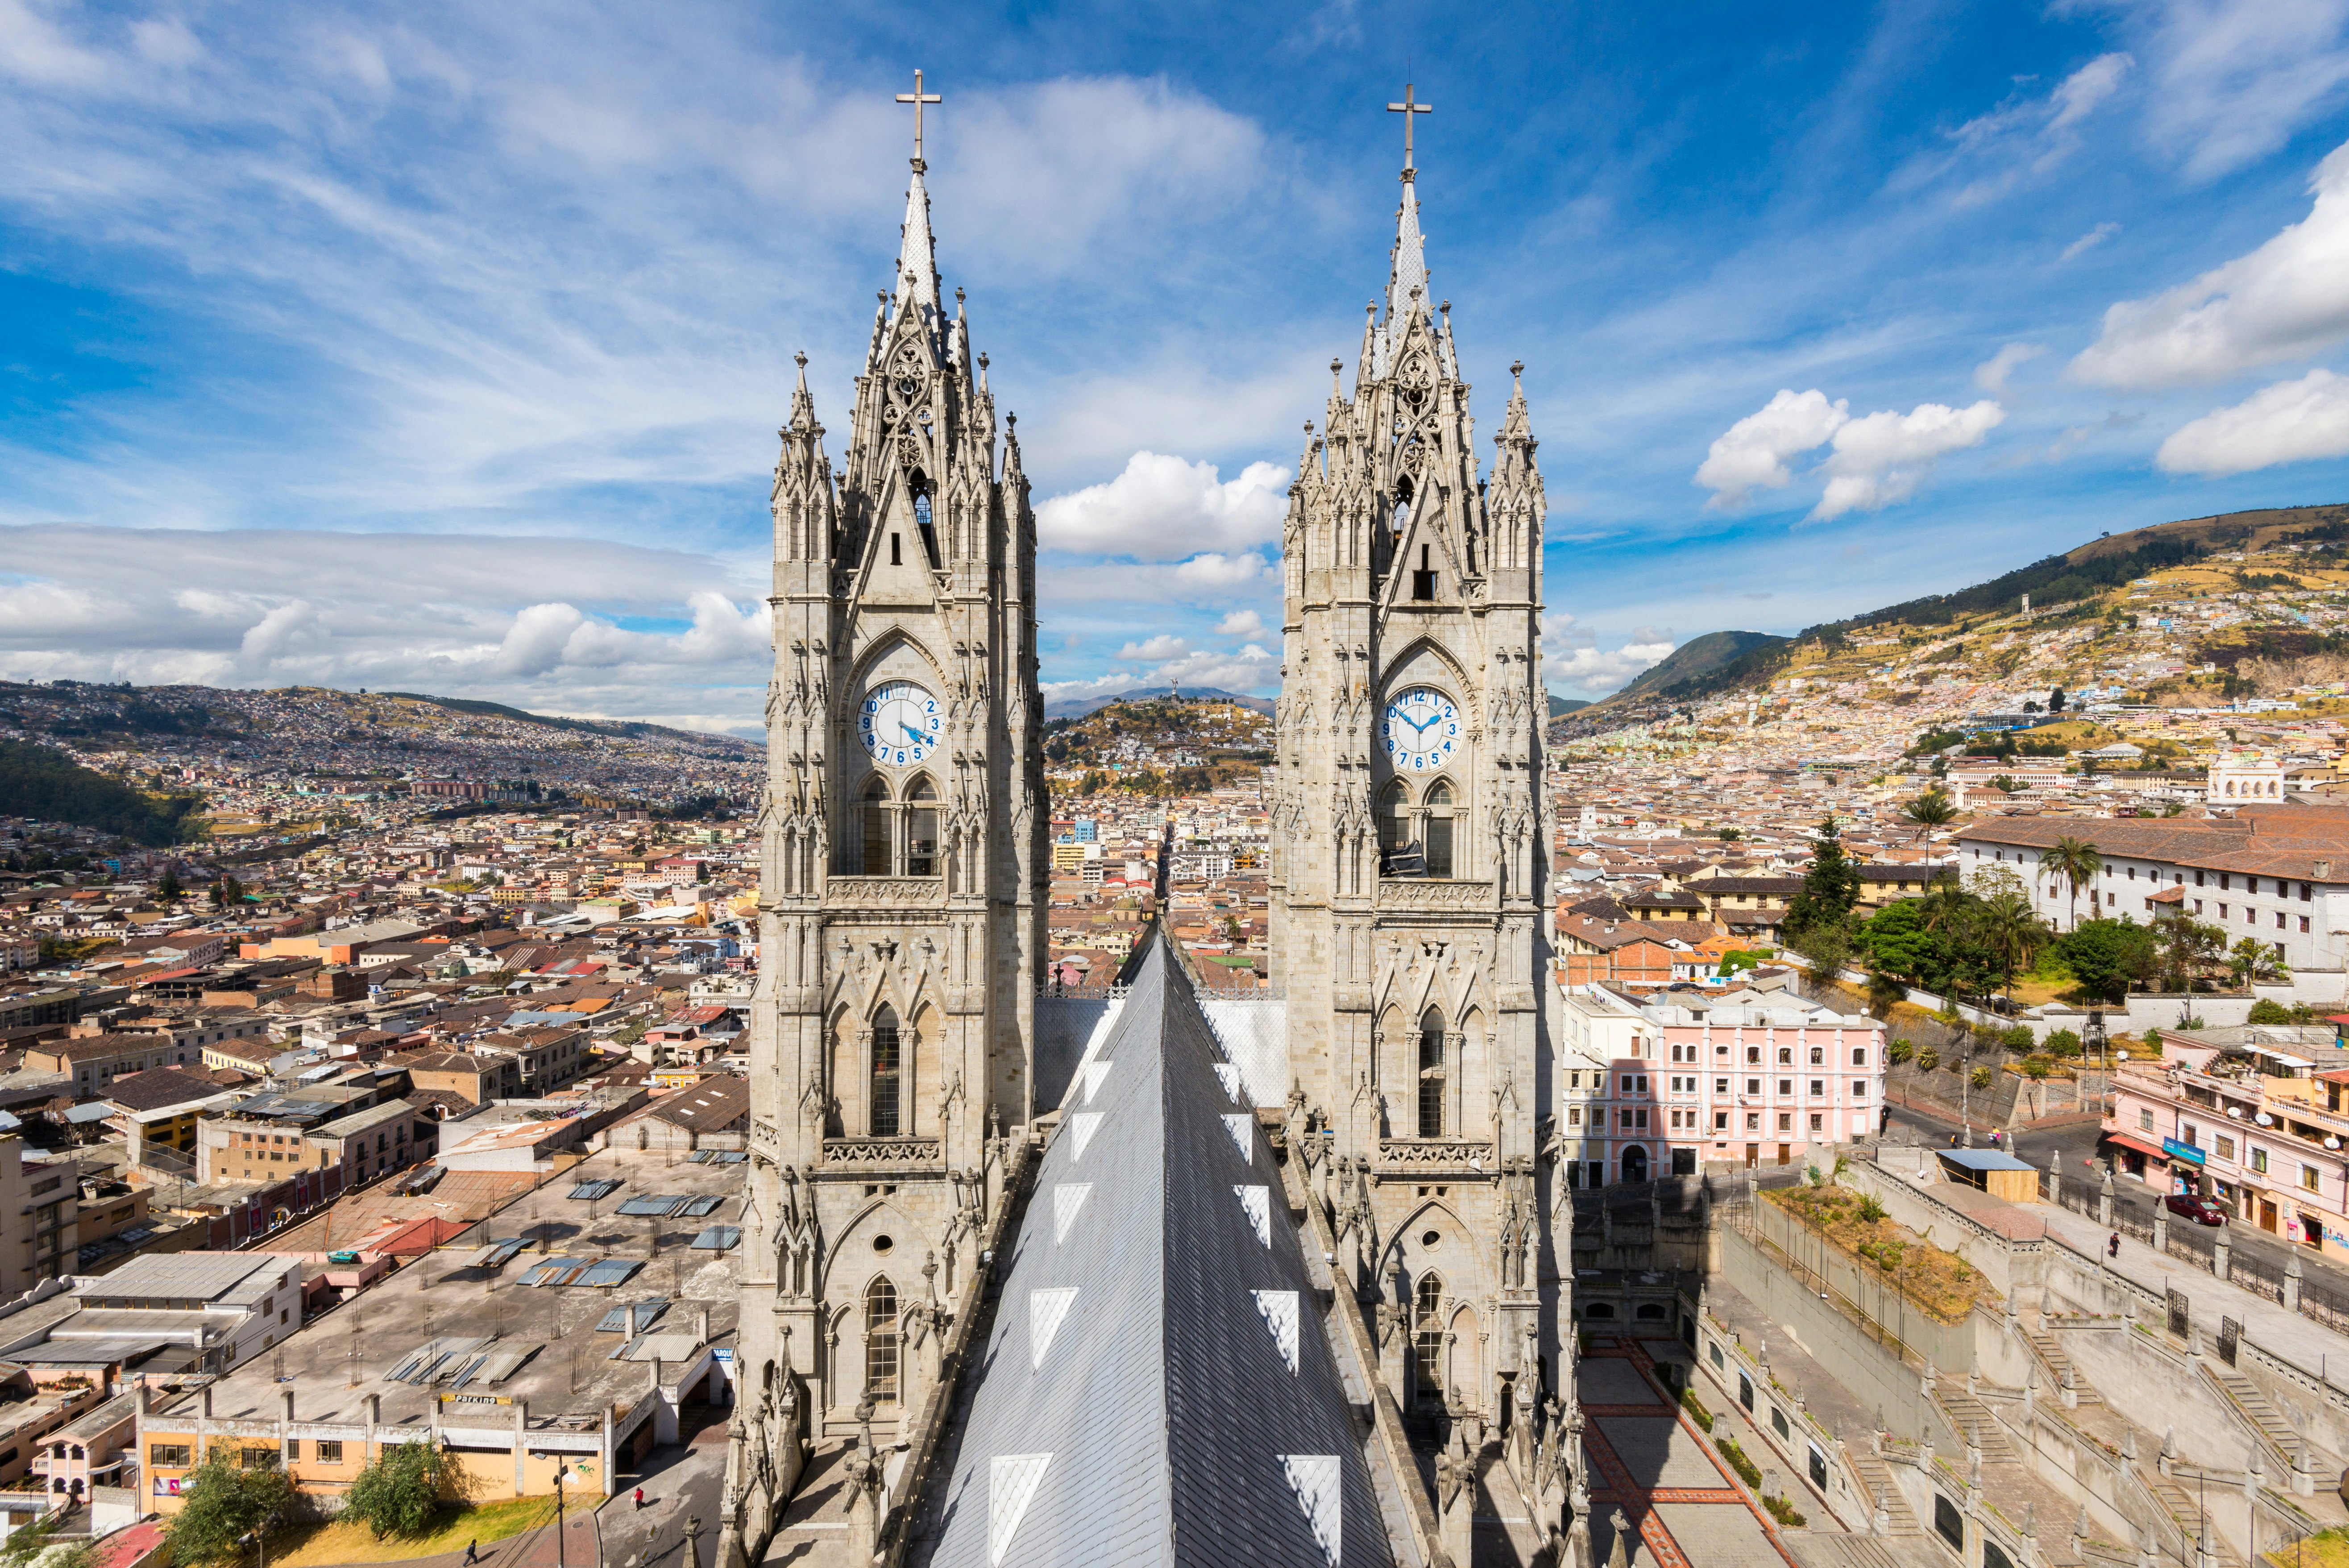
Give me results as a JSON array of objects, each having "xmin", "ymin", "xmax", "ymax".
[
  {"xmin": 1736, "ymin": 1193, "xmax": 1983, "ymax": 1373},
  {"xmin": 2054, "ymin": 1319, "xmax": 2265, "ymax": 1474},
  {"xmin": 1714, "ymin": 1221, "xmax": 1966, "ymax": 1452},
  {"xmin": 1839, "ymin": 1163, "xmax": 2047, "ymax": 1304}
]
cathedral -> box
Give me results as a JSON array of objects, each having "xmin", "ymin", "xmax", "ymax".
[{"xmin": 722, "ymin": 78, "xmax": 1571, "ymax": 1568}]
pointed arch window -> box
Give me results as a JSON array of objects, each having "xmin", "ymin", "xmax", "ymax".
[
  {"xmin": 1377, "ymin": 780, "xmax": 1411, "ymax": 864},
  {"xmin": 870, "ymin": 1006, "xmax": 902, "ymax": 1138},
  {"xmin": 1418, "ymin": 1008, "xmax": 1447, "ymax": 1137},
  {"xmin": 1412, "ymin": 1272, "xmax": 1445, "ymax": 1407},
  {"xmin": 906, "ymin": 775, "xmax": 940, "ymax": 877},
  {"xmin": 1392, "ymin": 475, "xmax": 1414, "ymax": 535},
  {"xmin": 909, "ymin": 473, "xmax": 940, "ymax": 568},
  {"xmin": 865, "ymin": 1277, "xmax": 900, "ymax": 1402},
  {"xmin": 860, "ymin": 777, "xmax": 892, "ymax": 875},
  {"xmin": 1412, "ymin": 543, "xmax": 1436, "ymax": 601},
  {"xmin": 1424, "ymin": 780, "xmax": 1455, "ymax": 879}
]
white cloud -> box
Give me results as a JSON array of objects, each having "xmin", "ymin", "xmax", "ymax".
[
  {"xmin": 1036, "ymin": 452, "xmax": 1291, "ymax": 557},
  {"xmin": 1693, "ymin": 389, "xmax": 1850, "ymax": 507},
  {"xmin": 1040, "ymin": 641, "xmax": 1280, "ymax": 705},
  {"xmin": 2074, "ymin": 138, "xmax": 2349, "ymax": 388},
  {"xmin": 1538, "ymin": 611, "xmax": 1675, "ymax": 697},
  {"xmin": 2069, "ymin": 0, "xmax": 2349, "ymax": 179},
  {"xmin": 1216, "ymin": 609, "xmax": 1265, "ymax": 636},
  {"xmin": 1116, "ymin": 634, "xmax": 1190, "ymax": 662},
  {"xmin": 1975, "ymin": 343, "xmax": 2046, "ymax": 394},
  {"xmin": 2050, "ymin": 52, "xmax": 2136, "ymax": 129},
  {"xmin": 0, "ymin": 524, "xmax": 770, "ymax": 729},
  {"xmin": 2156, "ymin": 367, "xmax": 2349, "ymax": 474},
  {"xmin": 1810, "ymin": 400, "xmax": 2005, "ymax": 521},
  {"xmin": 2061, "ymin": 221, "xmax": 2122, "ymax": 261}
]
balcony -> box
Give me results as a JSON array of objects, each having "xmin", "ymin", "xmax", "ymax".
[
  {"xmin": 1376, "ymin": 1138, "xmax": 1496, "ymax": 1174},
  {"xmin": 822, "ymin": 1137, "xmax": 943, "ymax": 1170}
]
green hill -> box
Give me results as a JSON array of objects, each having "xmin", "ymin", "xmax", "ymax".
[
  {"xmin": 1606, "ymin": 631, "xmax": 1790, "ymax": 705},
  {"xmin": 0, "ymin": 739, "xmax": 205, "ymax": 846},
  {"xmin": 1548, "ymin": 695, "xmax": 1590, "ymax": 717}
]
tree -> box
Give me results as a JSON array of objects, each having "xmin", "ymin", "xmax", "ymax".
[
  {"xmin": 2038, "ymin": 836, "xmax": 2103, "ymax": 930},
  {"xmin": 1902, "ymin": 787, "xmax": 1957, "ymax": 834},
  {"xmin": 2050, "ymin": 687, "xmax": 2066, "ymax": 712},
  {"xmin": 2058, "ymin": 918, "xmax": 2154, "ymax": 1004},
  {"xmin": 163, "ymin": 1453, "xmax": 297, "ymax": 1566},
  {"xmin": 1988, "ymin": 774, "xmax": 2022, "ymax": 794},
  {"xmin": 158, "ymin": 869, "xmax": 183, "ymax": 903},
  {"xmin": 2154, "ymin": 915, "xmax": 2226, "ymax": 991},
  {"xmin": 1787, "ymin": 818, "xmax": 1861, "ymax": 935},
  {"xmin": 340, "ymin": 1438, "xmax": 451, "ymax": 1539},
  {"xmin": 1975, "ymin": 891, "xmax": 2051, "ymax": 1000},
  {"xmin": 2228, "ymin": 937, "xmax": 2289, "ymax": 988},
  {"xmin": 2247, "ymin": 999, "xmax": 2297, "ymax": 1025}
]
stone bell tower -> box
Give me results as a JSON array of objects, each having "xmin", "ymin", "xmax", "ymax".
[
  {"xmin": 722, "ymin": 71, "xmax": 1047, "ymax": 1568},
  {"xmin": 1268, "ymin": 86, "xmax": 1554, "ymax": 1429}
]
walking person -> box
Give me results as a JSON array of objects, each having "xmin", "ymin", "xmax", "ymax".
[
  {"xmin": 463, "ymin": 1542, "xmax": 478, "ymax": 1567},
  {"xmin": 2108, "ymin": 1232, "xmax": 2121, "ymax": 1259},
  {"xmin": 635, "ymin": 1487, "xmax": 646, "ymax": 1510}
]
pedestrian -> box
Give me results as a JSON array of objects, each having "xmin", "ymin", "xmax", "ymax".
[
  {"xmin": 463, "ymin": 1543, "xmax": 478, "ymax": 1567},
  {"xmin": 2108, "ymin": 1232, "xmax": 2121, "ymax": 1259},
  {"xmin": 634, "ymin": 1487, "xmax": 645, "ymax": 1510}
]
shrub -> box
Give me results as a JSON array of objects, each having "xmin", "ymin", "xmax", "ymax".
[
  {"xmin": 2043, "ymin": 1028, "xmax": 2083, "ymax": 1058},
  {"xmin": 340, "ymin": 1438, "xmax": 451, "ymax": 1540},
  {"xmin": 1716, "ymin": 1435, "xmax": 1764, "ymax": 1487},
  {"xmin": 2144, "ymin": 1028, "xmax": 2162, "ymax": 1049},
  {"xmin": 1681, "ymin": 1388, "xmax": 1714, "ymax": 1431},
  {"xmin": 1887, "ymin": 1038, "xmax": 1914, "ymax": 1066},
  {"xmin": 1916, "ymin": 1046, "xmax": 1941, "ymax": 1072},
  {"xmin": 162, "ymin": 1454, "xmax": 299, "ymax": 1567},
  {"xmin": 2001, "ymin": 1025, "xmax": 2037, "ymax": 1052},
  {"xmin": 2021, "ymin": 1055, "xmax": 2054, "ymax": 1079},
  {"xmin": 1969, "ymin": 1066, "xmax": 1992, "ymax": 1090},
  {"xmin": 1857, "ymin": 1196, "xmax": 1888, "ymax": 1224},
  {"xmin": 2247, "ymin": 999, "xmax": 2296, "ymax": 1025},
  {"xmin": 1764, "ymin": 1495, "xmax": 1808, "ymax": 1527}
]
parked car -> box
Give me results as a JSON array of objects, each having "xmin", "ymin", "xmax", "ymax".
[{"xmin": 2164, "ymin": 1193, "xmax": 2229, "ymax": 1226}]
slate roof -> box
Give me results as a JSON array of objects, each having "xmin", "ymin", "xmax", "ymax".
[{"xmin": 914, "ymin": 941, "xmax": 1389, "ymax": 1568}]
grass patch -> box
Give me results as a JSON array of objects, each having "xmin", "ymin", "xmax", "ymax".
[
  {"xmin": 1715, "ymin": 1435, "xmax": 1763, "ymax": 1488},
  {"xmin": 1764, "ymin": 1495, "xmax": 1808, "ymax": 1527},
  {"xmin": 1765, "ymin": 1185, "xmax": 1987, "ymax": 1323},
  {"xmin": 2267, "ymin": 1529, "xmax": 2349, "ymax": 1568},
  {"xmin": 269, "ymin": 1495, "xmax": 564, "ymax": 1567},
  {"xmin": 1681, "ymin": 1389, "xmax": 1714, "ymax": 1432}
]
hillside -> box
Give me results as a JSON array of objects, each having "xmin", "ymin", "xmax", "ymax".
[
  {"xmin": 1043, "ymin": 694, "xmax": 1274, "ymax": 796},
  {"xmin": 0, "ymin": 738, "xmax": 205, "ymax": 845},
  {"xmin": 1044, "ymin": 685, "xmax": 1274, "ymax": 722},
  {"xmin": 1574, "ymin": 504, "xmax": 2349, "ymax": 723},
  {"xmin": 1548, "ymin": 696, "xmax": 1590, "ymax": 717}
]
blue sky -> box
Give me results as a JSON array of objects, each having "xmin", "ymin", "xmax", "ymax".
[{"xmin": 4, "ymin": 0, "xmax": 2349, "ymax": 732}]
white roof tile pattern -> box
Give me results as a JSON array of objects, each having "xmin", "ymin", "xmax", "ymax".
[
  {"xmin": 1029, "ymin": 1287, "xmax": 1077, "ymax": 1370},
  {"xmin": 988, "ymin": 1451, "xmax": 1052, "ymax": 1566},
  {"xmin": 1278, "ymin": 1454, "xmax": 1343, "ymax": 1568},
  {"xmin": 1051, "ymin": 1183, "xmax": 1092, "ymax": 1245},
  {"xmin": 1068, "ymin": 1112, "xmax": 1104, "ymax": 1160},
  {"xmin": 1234, "ymin": 1184, "xmax": 1271, "ymax": 1248},
  {"xmin": 1252, "ymin": 1290, "xmax": 1300, "ymax": 1375},
  {"xmin": 1222, "ymin": 1113, "xmax": 1254, "ymax": 1161}
]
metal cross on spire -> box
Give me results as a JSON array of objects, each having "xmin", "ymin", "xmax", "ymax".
[
  {"xmin": 1387, "ymin": 82, "xmax": 1432, "ymax": 174},
  {"xmin": 896, "ymin": 69, "xmax": 942, "ymax": 168}
]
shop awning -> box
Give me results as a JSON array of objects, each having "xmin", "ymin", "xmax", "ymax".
[{"xmin": 2100, "ymin": 1131, "xmax": 2171, "ymax": 1162}]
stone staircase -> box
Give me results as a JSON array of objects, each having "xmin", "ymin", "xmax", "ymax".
[
  {"xmin": 1935, "ymin": 1385, "xmax": 2023, "ymax": 1465},
  {"xmin": 2203, "ymin": 1362, "xmax": 2299, "ymax": 1471},
  {"xmin": 1848, "ymin": 1453, "xmax": 1924, "ymax": 1538},
  {"xmin": 2026, "ymin": 1326, "xmax": 2104, "ymax": 1406},
  {"xmin": 2143, "ymin": 1469, "xmax": 2246, "ymax": 1568}
]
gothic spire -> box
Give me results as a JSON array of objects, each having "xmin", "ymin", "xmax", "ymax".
[{"xmin": 894, "ymin": 165, "xmax": 941, "ymax": 324}]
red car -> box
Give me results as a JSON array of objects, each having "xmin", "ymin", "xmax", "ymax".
[{"xmin": 2164, "ymin": 1193, "xmax": 2229, "ymax": 1226}]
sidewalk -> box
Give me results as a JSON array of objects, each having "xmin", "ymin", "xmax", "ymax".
[{"xmin": 2037, "ymin": 1202, "xmax": 2349, "ymax": 1379}]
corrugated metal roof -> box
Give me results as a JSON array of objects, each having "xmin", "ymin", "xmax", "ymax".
[
  {"xmin": 574, "ymin": 1258, "xmax": 643, "ymax": 1289},
  {"xmin": 614, "ymin": 1195, "xmax": 680, "ymax": 1216},
  {"xmin": 595, "ymin": 1300, "xmax": 668, "ymax": 1334},
  {"xmin": 690, "ymin": 1226, "xmax": 741, "ymax": 1252},
  {"xmin": 568, "ymin": 1179, "xmax": 622, "ymax": 1201},
  {"xmin": 915, "ymin": 942, "xmax": 1392, "ymax": 1567}
]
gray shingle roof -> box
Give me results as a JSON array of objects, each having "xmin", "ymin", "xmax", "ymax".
[{"xmin": 914, "ymin": 942, "xmax": 1390, "ymax": 1567}]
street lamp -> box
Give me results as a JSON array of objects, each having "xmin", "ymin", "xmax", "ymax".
[{"xmin": 554, "ymin": 1465, "xmax": 572, "ymax": 1568}]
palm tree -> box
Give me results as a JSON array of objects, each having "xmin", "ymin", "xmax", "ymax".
[
  {"xmin": 2038, "ymin": 836, "xmax": 2103, "ymax": 930},
  {"xmin": 1902, "ymin": 787, "xmax": 1956, "ymax": 839},
  {"xmin": 1977, "ymin": 891, "xmax": 2051, "ymax": 1004}
]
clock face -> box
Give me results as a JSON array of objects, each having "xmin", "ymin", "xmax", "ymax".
[
  {"xmin": 858, "ymin": 680, "xmax": 942, "ymax": 767},
  {"xmin": 1382, "ymin": 686, "xmax": 1459, "ymax": 771}
]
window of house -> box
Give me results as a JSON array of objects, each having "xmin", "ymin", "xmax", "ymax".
[
  {"xmin": 2216, "ymin": 1135, "xmax": 2236, "ymax": 1160},
  {"xmin": 150, "ymin": 1444, "xmax": 190, "ymax": 1469},
  {"xmin": 2303, "ymin": 1166, "xmax": 2321, "ymax": 1193},
  {"xmin": 1747, "ymin": 1079, "xmax": 1760, "ymax": 1095},
  {"xmin": 1715, "ymin": 1078, "xmax": 1729, "ymax": 1094},
  {"xmin": 1776, "ymin": 1113, "xmax": 1792, "ymax": 1132},
  {"xmin": 1745, "ymin": 1113, "xmax": 1760, "ymax": 1131},
  {"xmin": 1715, "ymin": 1112, "xmax": 1729, "ymax": 1130},
  {"xmin": 317, "ymin": 1440, "xmax": 344, "ymax": 1465},
  {"xmin": 2252, "ymin": 1147, "xmax": 2269, "ymax": 1174},
  {"xmin": 1778, "ymin": 1080, "xmax": 1792, "ymax": 1096},
  {"xmin": 240, "ymin": 1448, "xmax": 277, "ymax": 1470},
  {"xmin": 1809, "ymin": 1080, "xmax": 1824, "ymax": 1097}
]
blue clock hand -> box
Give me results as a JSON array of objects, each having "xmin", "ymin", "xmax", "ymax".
[{"xmin": 901, "ymin": 720, "xmax": 926, "ymax": 743}]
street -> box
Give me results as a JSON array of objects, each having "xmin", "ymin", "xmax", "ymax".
[{"xmin": 1880, "ymin": 1101, "xmax": 2349, "ymax": 1308}]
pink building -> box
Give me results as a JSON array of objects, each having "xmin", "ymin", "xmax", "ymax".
[{"xmin": 1559, "ymin": 985, "xmax": 1888, "ymax": 1183}]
